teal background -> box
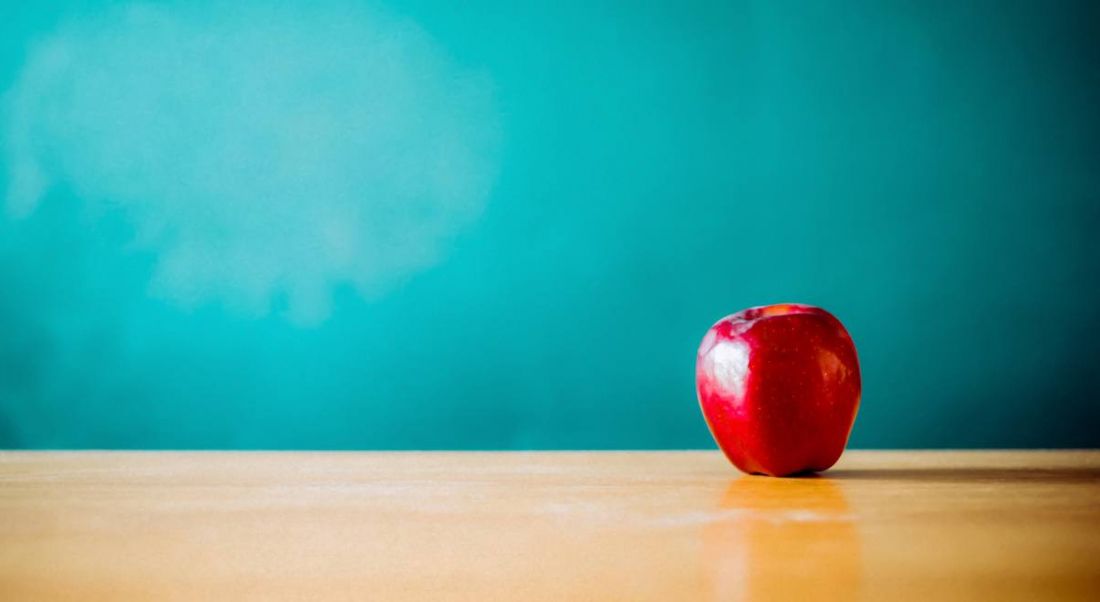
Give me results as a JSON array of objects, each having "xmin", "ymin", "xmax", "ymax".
[{"xmin": 1, "ymin": 0, "xmax": 1097, "ymax": 449}]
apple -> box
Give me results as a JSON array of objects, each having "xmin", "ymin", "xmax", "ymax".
[{"xmin": 695, "ymin": 304, "xmax": 861, "ymax": 477}]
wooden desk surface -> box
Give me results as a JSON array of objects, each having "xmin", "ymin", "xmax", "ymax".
[{"xmin": 1, "ymin": 451, "xmax": 1097, "ymax": 601}]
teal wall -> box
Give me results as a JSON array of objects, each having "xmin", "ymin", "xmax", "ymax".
[{"xmin": 1, "ymin": 0, "xmax": 1097, "ymax": 449}]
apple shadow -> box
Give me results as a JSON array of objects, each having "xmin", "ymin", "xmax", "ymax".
[
  {"xmin": 823, "ymin": 466, "xmax": 1100, "ymax": 485},
  {"xmin": 742, "ymin": 470, "xmax": 824, "ymax": 479}
]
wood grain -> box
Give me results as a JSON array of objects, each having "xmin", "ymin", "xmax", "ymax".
[{"xmin": 1, "ymin": 451, "xmax": 1097, "ymax": 601}]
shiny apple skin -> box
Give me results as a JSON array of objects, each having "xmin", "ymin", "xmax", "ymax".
[{"xmin": 696, "ymin": 304, "xmax": 861, "ymax": 477}]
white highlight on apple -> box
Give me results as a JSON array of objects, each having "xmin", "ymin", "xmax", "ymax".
[{"xmin": 705, "ymin": 340, "xmax": 750, "ymax": 397}]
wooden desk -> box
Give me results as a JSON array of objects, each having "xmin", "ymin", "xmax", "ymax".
[{"xmin": 1, "ymin": 451, "xmax": 1097, "ymax": 600}]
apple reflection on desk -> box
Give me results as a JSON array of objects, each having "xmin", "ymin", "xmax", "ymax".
[{"xmin": 701, "ymin": 476, "xmax": 861, "ymax": 601}]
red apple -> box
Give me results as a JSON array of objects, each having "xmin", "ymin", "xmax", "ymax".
[{"xmin": 695, "ymin": 304, "xmax": 861, "ymax": 477}]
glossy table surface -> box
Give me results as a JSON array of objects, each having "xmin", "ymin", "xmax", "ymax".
[{"xmin": 1, "ymin": 451, "xmax": 1098, "ymax": 601}]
